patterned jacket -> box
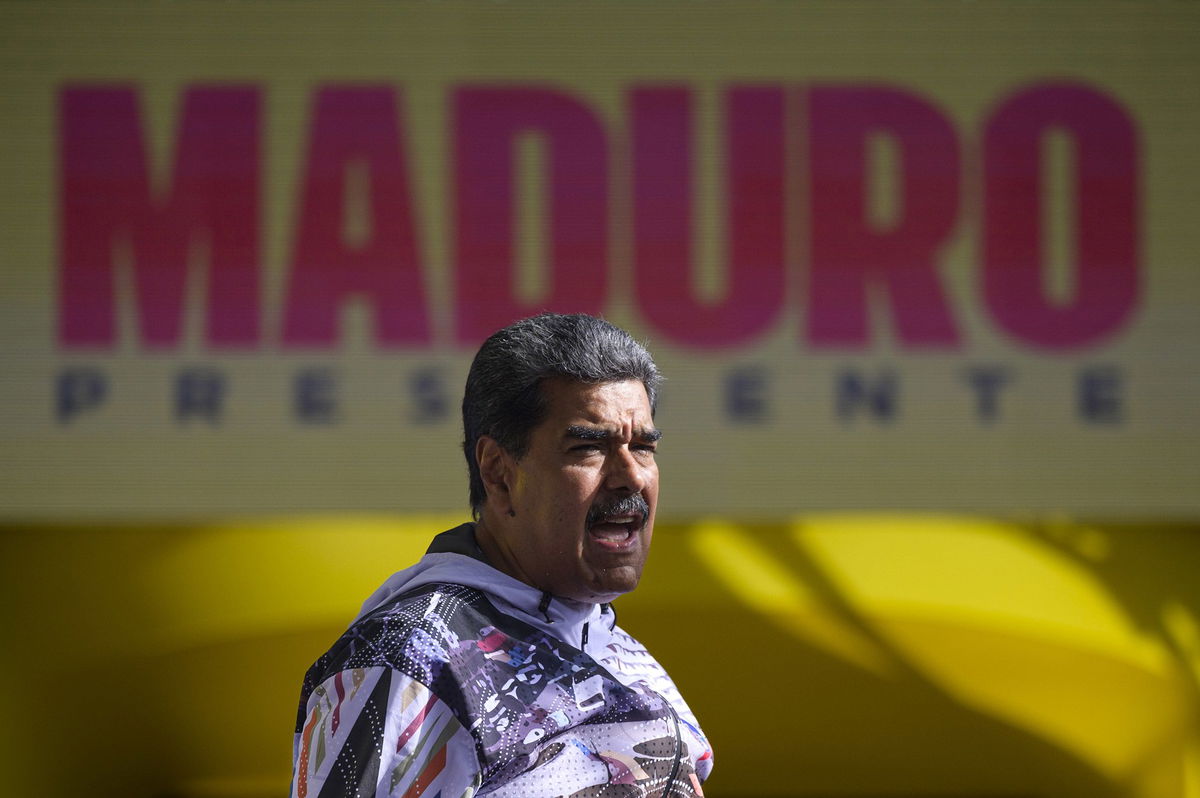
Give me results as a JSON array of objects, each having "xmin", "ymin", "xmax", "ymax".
[{"xmin": 291, "ymin": 524, "xmax": 713, "ymax": 797}]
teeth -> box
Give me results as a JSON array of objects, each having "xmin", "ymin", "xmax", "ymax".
[{"xmin": 590, "ymin": 518, "xmax": 635, "ymax": 536}]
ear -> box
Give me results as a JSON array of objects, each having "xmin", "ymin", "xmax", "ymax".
[{"xmin": 476, "ymin": 436, "xmax": 515, "ymax": 515}]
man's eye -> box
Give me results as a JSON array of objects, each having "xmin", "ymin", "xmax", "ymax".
[{"xmin": 571, "ymin": 443, "xmax": 602, "ymax": 453}]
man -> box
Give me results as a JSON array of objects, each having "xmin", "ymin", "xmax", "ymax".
[{"xmin": 291, "ymin": 313, "xmax": 713, "ymax": 797}]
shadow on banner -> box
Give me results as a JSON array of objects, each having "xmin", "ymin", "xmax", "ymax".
[{"xmin": 1, "ymin": 514, "xmax": 1197, "ymax": 798}]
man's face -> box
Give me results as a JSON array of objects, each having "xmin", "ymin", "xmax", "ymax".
[{"xmin": 503, "ymin": 378, "xmax": 660, "ymax": 604}]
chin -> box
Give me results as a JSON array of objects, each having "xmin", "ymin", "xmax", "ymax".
[{"xmin": 588, "ymin": 571, "xmax": 642, "ymax": 601}]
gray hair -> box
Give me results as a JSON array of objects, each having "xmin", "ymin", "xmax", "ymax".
[{"xmin": 462, "ymin": 313, "xmax": 662, "ymax": 516}]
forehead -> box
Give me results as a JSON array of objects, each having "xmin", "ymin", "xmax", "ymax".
[{"xmin": 537, "ymin": 378, "xmax": 653, "ymax": 427}]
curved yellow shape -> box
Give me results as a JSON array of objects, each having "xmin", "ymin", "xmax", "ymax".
[
  {"xmin": 794, "ymin": 514, "xmax": 1165, "ymax": 671},
  {"xmin": 1165, "ymin": 601, "xmax": 1200, "ymax": 688},
  {"xmin": 691, "ymin": 520, "xmax": 894, "ymax": 677},
  {"xmin": 793, "ymin": 514, "xmax": 1195, "ymax": 786}
]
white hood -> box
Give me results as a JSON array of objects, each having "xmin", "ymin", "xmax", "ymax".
[{"xmin": 354, "ymin": 523, "xmax": 613, "ymax": 651}]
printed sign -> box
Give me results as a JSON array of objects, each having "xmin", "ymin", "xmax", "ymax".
[{"xmin": 1, "ymin": 2, "xmax": 1197, "ymax": 516}]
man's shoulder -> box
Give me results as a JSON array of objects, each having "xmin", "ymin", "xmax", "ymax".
[
  {"xmin": 305, "ymin": 582, "xmax": 497, "ymax": 684},
  {"xmin": 362, "ymin": 581, "xmax": 485, "ymax": 626}
]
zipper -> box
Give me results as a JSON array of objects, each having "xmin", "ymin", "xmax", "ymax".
[
  {"xmin": 581, "ymin": 621, "xmax": 589, "ymax": 651},
  {"xmin": 662, "ymin": 702, "xmax": 683, "ymax": 797}
]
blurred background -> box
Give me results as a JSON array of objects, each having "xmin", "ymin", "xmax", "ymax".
[{"xmin": 1, "ymin": 2, "xmax": 1198, "ymax": 796}]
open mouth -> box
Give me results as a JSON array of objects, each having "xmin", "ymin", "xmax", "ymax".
[
  {"xmin": 587, "ymin": 513, "xmax": 644, "ymax": 550},
  {"xmin": 586, "ymin": 495, "xmax": 649, "ymax": 551}
]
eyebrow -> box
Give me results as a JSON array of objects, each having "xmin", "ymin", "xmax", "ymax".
[{"xmin": 564, "ymin": 425, "xmax": 662, "ymax": 443}]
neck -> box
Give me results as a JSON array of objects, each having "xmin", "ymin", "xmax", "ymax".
[{"xmin": 473, "ymin": 512, "xmax": 534, "ymax": 590}]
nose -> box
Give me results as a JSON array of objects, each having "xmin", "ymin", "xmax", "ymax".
[{"xmin": 605, "ymin": 446, "xmax": 649, "ymax": 495}]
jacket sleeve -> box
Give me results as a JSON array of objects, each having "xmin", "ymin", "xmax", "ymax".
[{"xmin": 291, "ymin": 666, "xmax": 482, "ymax": 798}]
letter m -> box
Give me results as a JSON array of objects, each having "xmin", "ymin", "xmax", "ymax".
[{"xmin": 59, "ymin": 86, "xmax": 261, "ymax": 348}]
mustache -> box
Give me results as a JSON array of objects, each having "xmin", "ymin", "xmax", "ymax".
[{"xmin": 586, "ymin": 494, "xmax": 650, "ymax": 528}]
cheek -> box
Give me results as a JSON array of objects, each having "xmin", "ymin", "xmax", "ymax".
[
  {"xmin": 644, "ymin": 465, "xmax": 660, "ymax": 498},
  {"xmin": 542, "ymin": 468, "xmax": 595, "ymax": 518},
  {"xmin": 564, "ymin": 463, "xmax": 605, "ymax": 493}
]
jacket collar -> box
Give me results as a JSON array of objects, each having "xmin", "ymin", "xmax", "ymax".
[{"xmin": 424, "ymin": 522, "xmax": 601, "ymax": 630}]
